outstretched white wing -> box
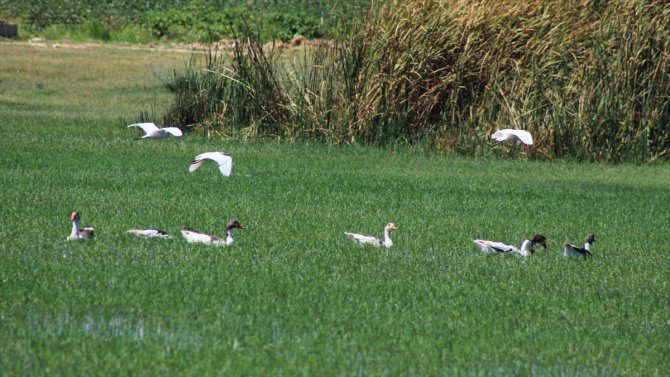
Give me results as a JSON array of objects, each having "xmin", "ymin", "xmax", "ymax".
[
  {"xmin": 162, "ymin": 127, "xmax": 183, "ymax": 137},
  {"xmin": 128, "ymin": 122, "xmax": 160, "ymax": 135},
  {"xmin": 491, "ymin": 129, "xmax": 533, "ymax": 145},
  {"xmin": 508, "ymin": 129, "xmax": 533, "ymax": 145},
  {"xmin": 189, "ymin": 151, "xmax": 233, "ymax": 176}
]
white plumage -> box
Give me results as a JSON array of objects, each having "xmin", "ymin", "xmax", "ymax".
[
  {"xmin": 491, "ymin": 129, "xmax": 534, "ymax": 145},
  {"xmin": 564, "ymin": 233, "xmax": 595, "ymax": 257},
  {"xmin": 472, "ymin": 239, "xmax": 519, "ymax": 254},
  {"xmin": 345, "ymin": 223, "xmax": 397, "ymax": 248},
  {"xmin": 181, "ymin": 220, "xmax": 244, "ymax": 246},
  {"xmin": 67, "ymin": 212, "xmax": 95, "ymax": 240},
  {"xmin": 189, "ymin": 152, "xmax": 233, "ymax": 177},
  {"xmin": 472, "ymin": 234, "xmax": 546, "ymax": 257},
  {"xmin": 127, "ymin": 228, "xmax": 172, "ymax": 239},
  {"xmin": 128, "ymin": 122, "xmax": 183, "ymax": 139}
]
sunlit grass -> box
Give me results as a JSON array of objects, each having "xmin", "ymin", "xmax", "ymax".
[
  {"xmin": 0, "ymin": 41, "xmax": 669, "ymax": 376},
  {"xmin": 0, "ymin": 43, "xmax": 189, "ymax": 120}
]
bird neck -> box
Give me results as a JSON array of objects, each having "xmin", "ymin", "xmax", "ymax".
[
  {"xmin": 226, "ymin": 229, "xmax": 235, "ymax": 246},
  {"xmin": 70, "ymin": 220, "xmax": 80, "ymax": 238},
  {"xmin": 584, "ymin": 242, "xmax": 592, "ymax": 252},
  {"xmin": 519, "ymin": 240, "xmax": 533, "ymax": 255},
  {"xmin": 383, "ymin": 229, "xmax": 393, "ymax": 247}
]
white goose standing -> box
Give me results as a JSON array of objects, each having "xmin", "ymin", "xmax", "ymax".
[
  {"xmin": 127, "ymin": 228, "xmax": 172, "ymax": 239},
  {"xmin": 564, "ymin": 233, "xmax": 595, "ymax": 257},
  {"xmin": 345, "ymin": 223, "xmax": 397, "ymax": 248},
  {"xmin": 189, "ymin": 152, "xmax": 233, "ymax": 177},
  {"xmin": 491, "ymin": 129, "xmax": 534, "ymax": 146},
  {"xmin": 472, "ymin": 234, "xmax": 547, "ymax": 257},
  {"xmin": 181, "ymin": 220, "xmax": 244, "ymax": 246},
  {"xmin": 67, "ymin": 211, "xmax": 95, "ymax": 240},
  {"xmin": 128, "ymin": 122, "xmax": 183, "ymax": 139}
]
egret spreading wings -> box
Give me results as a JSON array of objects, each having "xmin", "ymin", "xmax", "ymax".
[
  {"xmin": 491, "ymin": 129, "xmax": 533, "ymax": 146},
  {"xmin": 128, "ymin": 122, "xmax": 183, "ymax": 139},
  {"xmin": 189, "ymin": 152, "xmax": 234, "ymax": 176}
]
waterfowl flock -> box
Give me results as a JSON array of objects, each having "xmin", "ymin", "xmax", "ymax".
[{"xmin": 68, "ymin": 126, "xmax": 597, "ymax": 258}]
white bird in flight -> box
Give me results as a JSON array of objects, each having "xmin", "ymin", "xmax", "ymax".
[
  {"xmin": 345, "ymin": 223, "xmax": 397, "ymax": 248},
  {"xmin": 491, "ymin": 129, "xmax": 533, "ymax": 146},
  {"xmin": 189, "ymin": 152, "xmax": 234, "ymax": 176},
  {"xmin": 128, "ymin": 122, "xmax": 183, "ymax": 139}
]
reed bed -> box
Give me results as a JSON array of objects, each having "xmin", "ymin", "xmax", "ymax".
[
  {"xmin": 2, "ymin": 38, "xmax": 670, "ymax": 376},
  {"xmin": 166, "ymin": 0, "xmax": 670, "ymax": 162}
]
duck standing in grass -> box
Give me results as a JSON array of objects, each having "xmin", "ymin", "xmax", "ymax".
[
  {"xmin": 181, "ymin": 220, "xmax": 245, "ymax": 246},
  {"xmin": 564, "ymin": 233, "xmax": 595, "ymax": 257},
  {"xmin": 67, "ymin": 211, "xmax": 95, "ymax": 240},
  {"xmin": 472, "ymin": 234, "xmax": 547, "ymax": 256},
  {"xmin": 127, "ymin": 228, "xmax": 172, "ymax": 239},
  {"xmin": 345, "ymin": 223, "xmax": 397, "ymax": 248}
]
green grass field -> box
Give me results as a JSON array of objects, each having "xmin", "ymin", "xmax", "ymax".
[{"xmin": 1, "ymin": 43, "xmax": 669, "ymax": 376}]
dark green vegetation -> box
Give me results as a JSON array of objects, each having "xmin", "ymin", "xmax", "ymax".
[
  {"xmin": 1, "ymin": 43, "xmax": 670, "ymax": 375},
  {"xmin": 3, "ymin": 0, "xmax": 668, "ymax": 162},
  {"xmin": 168, "ymin": 0, "xmax": 670, "ymax": 162},
  {"xmin": 0, "ymin": 0, "xmax": 368, "ymax": 43}
]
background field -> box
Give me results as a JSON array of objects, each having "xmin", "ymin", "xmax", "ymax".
[
  {"xmin": 4, "ymin": 1, "xmax": 669, "ymax": 162},
  {"xmin": 0, "ymin": 0, "xmax": 369, "ymax": 42},
  {"xmin": 1, "ymin": 43, "xmax": 669, "ymax": 375}
]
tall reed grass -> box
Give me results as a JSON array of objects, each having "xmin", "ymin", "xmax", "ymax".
[{"xmin": 165, "ymin": 0, "xmax": 670, "ymax": 162}]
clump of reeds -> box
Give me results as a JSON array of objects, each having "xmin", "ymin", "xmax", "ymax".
[{"xmin": 165, "ymin": 0, "xmax": 670, "ymax": 162}]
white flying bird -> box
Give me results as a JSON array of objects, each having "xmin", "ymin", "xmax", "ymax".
[
  {"xmin": 181, "ymin": 220, "xmax": 245, "ymax": 246},
  {"xmin": 189, "ymin": 152, "xmax": 233, "ymax": 176},
  {"xmin": 491, "ymin": 129, "xmax": 533, "ymax": 146},
  {"xmin": 128, "ymin": 122, "xmax": 183, "ymax": 139},
  {"xmin": 127, "ymin": 228, "xmax": 172, "ymax": 239},
  {"xmin": 472, "ymin": 234, "xmax": 547, "ymax": 257},
  {"xmin": 345, "ymin": 223, "xmax": 397, "ymax": 248},
  {"xmin": 67, "ymin": 211, "xmax": 95, "ymax": 240},
  {"xmin": 564, "ymin": 233, "xmax": 595, "ymax": 257}
]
